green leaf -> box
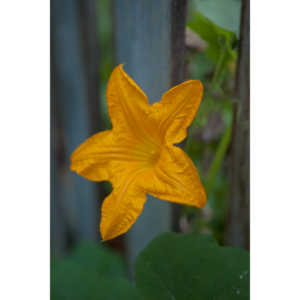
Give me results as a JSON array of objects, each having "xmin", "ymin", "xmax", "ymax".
[
  {"xmin": 52, "ymin": 262, "xmax": 141, "ymax": 300},
  {"xmin": 187, "ymin": 11, "xmax": 238, "ymax": 88},
  {"xmin": 188, "ymin": 11, "xmax": 237, "ymax": 60},
  {"xmin": 51, "ymin": 242, "xmax": 141, "ymax": 300},
  {"xmin": 69, "ymin": 242, "xmax": 126, "ymax": 279},
  {"xmin": 135, "ymin": 233, "xmax": 249, "ymax": 300},
  {"xmin": 192, "ymin": 0, "xmax": 242, "ymax": 35}
]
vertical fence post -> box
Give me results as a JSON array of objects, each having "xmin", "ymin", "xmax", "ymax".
[
  {"xmin": 113, "ymin": 0, "xmax": 173, "ymax": 270},
  {"xmin": 51, "ymin": 0, "xmax": 101, "ymax": 254},
  {"xmin": 225, "ymin": 0, "xmax": 250, "ymax": 249},
  {"xmin": 170, "ymin": 0, "xmax": 188, "ymax": 232}
]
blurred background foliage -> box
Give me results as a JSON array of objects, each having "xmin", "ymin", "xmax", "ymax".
[
  {"xmin": 183, "ymin": 0, "xmax": 241, "ymax": 244},
  {"xmin": 52, "ymin": 0, "xmax": 247, "ymax": 298}
]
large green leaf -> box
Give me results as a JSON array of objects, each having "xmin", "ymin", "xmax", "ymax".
[
  {"xmin": 69, "ymin": 242, "xmax": 126, "ymax": 279},
  {"xmin": 135, "ymin": 233, "xmax": 249, "ymax": 300},
  {"xmin": 51, "ymin": 243, "xmax": 141, "ymax": 300}
]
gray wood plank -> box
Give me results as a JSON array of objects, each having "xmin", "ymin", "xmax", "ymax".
[
  {"xmin": 51, "ymin": 0, "xmax": 100, "ymax": 253},
  {"xmin": 113, "ymin": 0, "xmax": 173, "ymax": 272}
]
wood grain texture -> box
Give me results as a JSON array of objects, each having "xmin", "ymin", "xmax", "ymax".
[
  {"xmin": 113, "ymin": 0, "xmax": 173, "ymax": 273},
  {"xmin": 51, "ymin": 0, "xmax": 101, "ymax": 254},
  {"xmin": 171, "ymin": 0, "xmax": 187, "ymax": 86},
  {"xmin": 170, "ymin": 0, "xmax": 188, "ymax": 232},
  {"xmin": 225, "ymin": 0, "xmax": 250, "ymax": 249}
]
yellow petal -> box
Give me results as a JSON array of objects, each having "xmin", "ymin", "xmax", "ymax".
[
  {"xmin": 155, "ymin": 80, "xmax": 203, "ymax": 144},
  {"xmin": 70, "ymin": 66, "xmax": 207, "ymax": 241},
  {"xmin": 100, "ymin": 168, "xmax": 147, "ymax": 241},
  {"xmin": 106, "ymin": 65, "xmax": 151, "ymax": 138},
  {"xmin": 70, "ymin": 130, "xmax": 115, "ymax": 181},
  {"xmin": 138, "ymin": 145, "xmax": 206, "ymax": 208}
]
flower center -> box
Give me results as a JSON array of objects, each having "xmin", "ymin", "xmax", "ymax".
[
  {"xmin": 133, "ymin": 138, "xmax": 161, "ymax": 168},
  {"xmin": 148, "ymin": 148, "xmax": 160, "ymax": 165}
]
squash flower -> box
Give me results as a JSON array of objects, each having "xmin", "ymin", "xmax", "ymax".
[{"xmin": 70, "ymin": 65, "xmax": 206, "ymax": 241}]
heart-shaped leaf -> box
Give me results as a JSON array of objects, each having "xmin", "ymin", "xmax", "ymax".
[{"xmin": 135, "ymin": 233, "xmax": 249, "ymax": 300}]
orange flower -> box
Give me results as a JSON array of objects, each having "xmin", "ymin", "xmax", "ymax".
[{"xmin": 70, "ymin": 65, "xmax": 206, "ymax": 241}]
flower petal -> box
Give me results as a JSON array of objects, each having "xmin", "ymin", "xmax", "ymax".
[
  {"xmin": 70, "ymin": 130, "xmax": 117, "ymax": 181},
  {"xmin": 138, "ymin": 145, "xmax": 206, "ymax": 208},
  {"xmin": 100, "ymin": 168, "xmax": 147, "ymax": 241},
  {"xmin": 106, "ymin": 65, "xmax": 151, "ymax": 138},
  {"xmin": 156, "ymin": 80, "xmax": 203, "ymax": 144}
]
